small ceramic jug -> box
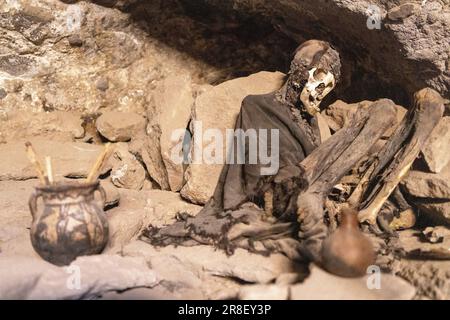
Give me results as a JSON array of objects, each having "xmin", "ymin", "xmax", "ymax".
[
  {"xmin": 29, "ymin": 181, "xmax": 109, "ymax": 266},
  {"xmin": 320, "ymin": 208, "xmax": 375, "ymax": 277}
]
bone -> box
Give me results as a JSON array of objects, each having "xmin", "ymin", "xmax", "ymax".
[
  {"xmin": 358, "ymin": 150, "xmax": 416, "ymax": 225},
  {"xmin": 357, "ymin": 88, "xmax": 445, "ymax": 225},
  {"xmin": 296, "ymin": 99, "xmax": 397, "ymax": 262},
  {"xmin": 300, "ymin": 67, "xmax": 336, "ymax": 116},
  {"xmin": 347, "ymin": 159, "xmax": 378, "ymax": 208},
  {"xmin": 315, "ymin": 113, "xmax": 332, "ymax": 143},
  {"xmin": 300, "ymin": 99, "xmax": 393, "ymax": 186}
]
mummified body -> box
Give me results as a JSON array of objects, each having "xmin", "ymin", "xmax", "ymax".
[{"xmin": 142, "ymin": 40, "xmax": 445, "ymax": 277}]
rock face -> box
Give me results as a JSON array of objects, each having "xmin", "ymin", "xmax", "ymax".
[
  {"xmin": 123, "ymin": 240, "xmax": 299, "ymax": 284},
  {"xmin": 0, "ymin": 110, "xmax": 84, "ymax": 143},
  {"xmin": 289, "ymin": 265, "xmax": 416, "ymax": 300},
  {"xmin": 422, "ymin": 117, "xmax": 450, "ymax": 173},
  {"xmin": 0, "ymin": 138, "xmax": 112, "ymax": 181},
  {"xmin": 181, "ymin": 71, "xmax": 285, "ymax": 204},
  {"xmin": 100, "ymin": 178, "xmax": 120, "ymax": 207},
  {"xmin": 398, "ymin": 114, "xmax": 450, "ymax": 227},
  {"xmin": 0, "ymin": 0, "xmax": 294, "ymax": 116},
  {"xmin": 186, "ymin": 0, "xmax": 450, "ymax": 99},
  {"xmin": 96, "ymin": 111, "xmax": 146, "ymax": 142},
  {"xmin": 145, "ymin": 74, "xmax": 194, "ymax": 192},
  {"xmin": 387, "ymin": 3, "xmax": 420, "ymax": 21},
  {"xmin": 395, "ymin": 230, "xmax": 450, "ymax": 299},
  {"xmin": 402, "ymin": 169, "xmax": 450, "ymax": 200},
  {"xmin": 109, "ymin": 143, "xmax": 146, "ymax": 190},
  {"xmin": 106, "ymin": 189, "xmax": 202, "ymax": 250},
  {"xmin": 402, "ymin": 162, "xmax": 450, "ymax": 225},
  {"xmin": 1, "ymin": 0, "xmax": 449, "ymax": 113},
  {"xmin": 0, "ymin": 255, "xmax": 158, "ymax": 299}
]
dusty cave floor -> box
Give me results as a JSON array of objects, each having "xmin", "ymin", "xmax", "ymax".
[{"xmin": 0, "ymin": 177, "xmax": 447, "ymax": 300}]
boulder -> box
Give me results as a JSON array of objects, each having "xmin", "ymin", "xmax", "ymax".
[
  {"xmin": 402, "ymin": 163, "xmax": 450, "ymax": 225},
  {"xmin": 0, "ymin": 110, "xmax": 84, "ymax": 143},
  {"xmin": 123, "ymin": 240, "xmax": 300, "ymax": 284},
  {"xmin": 394, "ymin": 258, "xmax": 450, "ymax": 300},
  {"xmin": 105, "ymin": 241, "xmax": 244, "ymax": 300},
  {"xmin": 109, "ymin": 143, "xmax": 146, "ymax": 190},
  {"xmin": 180, "ymin": 71, "xmax": 285, "ymax": 204},
  {"xmin": 422, "ymin": 117, "xmax": 450, "ymax": 173},
  {"xmin": 395, "ymin": 231, "xmax": 450, "ymax": 299},
  {"xmin": 129, "ymin": 136, "xmax": 170, "ymax": 190},
  {"xmin": 387, "ymin": 3, "xmax": 420, "ymax": 21},
  {"xmin": 402, "ymin": 167, "xmax": 450, "ymax": 200},
  {"xmin": 99, "ymin": 178, "xmax": 120, "ymax": 207},
  {"xmin": 0, "ymin": 255, "xmax": 158, "ymax": 299},
  {"xmin": 290, "ymin": 265, "xmax": 416, "ymax": 300},
  {"xmin": 105, "ymin": 189, "xmax": 201, "ymax": 250},
  {"xmin": 398, "ymin": 229, "xmax": 450, "ymax": 258},
  {"xmin": 145, "ymin": 74, "xmax": 194, "ymax": 191},
  {"xmin": 0, "ymin": 139, "xmax": 112, "ymax": 181},
  {"xmin": 96, "ymin": 111, "xmax": 146, "ymax": 142}
]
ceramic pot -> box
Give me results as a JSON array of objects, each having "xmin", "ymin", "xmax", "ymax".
[{"xmin": 29, "ymin": 180, "xmax": 109, "ymax": 266}]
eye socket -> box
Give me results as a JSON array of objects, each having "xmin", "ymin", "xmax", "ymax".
[{"xmin": 313, "ymin": 68, "xmax": 327, "ymax": 81}]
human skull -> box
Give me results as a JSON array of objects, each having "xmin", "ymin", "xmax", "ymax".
[
  {"xmin": 300, "ymin": 67, "xmax": 336, "ymax": 116},
  {"xmin": 287, "ymin": 40, "xmax": 341, "ymax": 116}
]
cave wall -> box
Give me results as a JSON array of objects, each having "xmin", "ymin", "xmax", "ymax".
[
  {"xmin": 95, "ymin": 0, "xmax": 450, "ymax": 101},
  {"xmin": 0, "ymin": 0, "xmax": 448, "ymax": 116},
  {"xmin": 0, "ymin": 0, "xmax": 296, "ymax": 114},
  {"xmin": 177, "ymin": 0, "xmax": 450, "ymax": 101}
]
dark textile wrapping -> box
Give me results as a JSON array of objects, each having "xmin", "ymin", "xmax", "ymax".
[{"xmin": 142, "ymin": 92, "xmax": 320, "ymax": 260}]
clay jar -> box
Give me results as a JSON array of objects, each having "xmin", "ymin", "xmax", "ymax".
[
  {"xmin": 320, "ymin": 208, "xmax": 376, "ymax": 277},
  {"xmin": 29, "ymin": 180, "xmax": 109, "ymax": 266}
]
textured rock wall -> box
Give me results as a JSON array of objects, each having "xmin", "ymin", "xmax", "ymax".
[
  {"xmin": 178, "ymin": 0, "xmax": 450, "ymax": 102},
  {"xmin": 2, "ymin": 0, "xmax": 448, "ymax": 116},
  {"xmin": 0, "ymin": 0, "xmax": 296, "ymax": 114}
]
